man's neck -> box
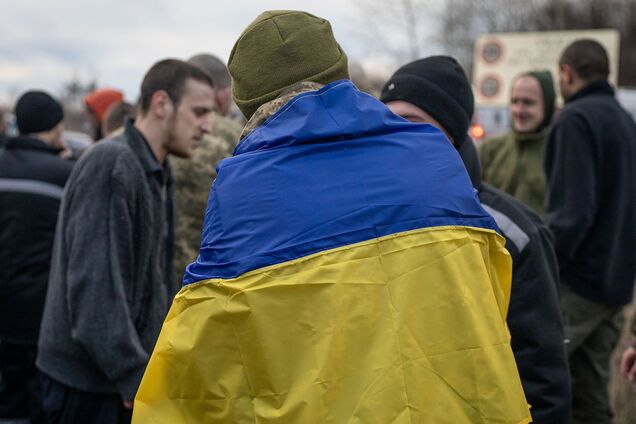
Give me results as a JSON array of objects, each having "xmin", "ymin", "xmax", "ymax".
[
  {"xmin": 134, "ymin": 116, "xmax": 168, "ymax": 164},
  {"xmin": 28, "ymin": 131, "xmax": 55, "ymax": 146}
]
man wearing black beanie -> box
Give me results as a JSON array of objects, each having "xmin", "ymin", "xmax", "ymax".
[
  {"xmin": 380, "ymin": 56, "xmax": 474, "ymax": 148},
  {"xmin": 381, "ymin": 57, "xmax": 572, "ymax": 423},
  {"xmin": 0, "ymin": 90, "xmax": 73, "ymax": 422},
  {"xmin": 15, "ymin": 91, "xmax": 65, "ymax": 137}
]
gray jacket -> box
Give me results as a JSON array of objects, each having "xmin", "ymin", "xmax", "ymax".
[{"xmin": 37, "ymin": 119, "xmax": 177, "ymax": 401}]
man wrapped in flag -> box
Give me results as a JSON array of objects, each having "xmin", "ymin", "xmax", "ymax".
[{"xmin": 133, "ymin": 10, "xmax": 531, "ymax": 423}]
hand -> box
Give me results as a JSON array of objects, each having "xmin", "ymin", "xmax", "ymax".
[
  {"xmin": 123, "ymin": 400, "xmax": 134, "ymax": 409},
  {"xmin": 620, "ymin": 346, "xmax": 636, "ymax": 383},
  {"xmin": 59, "ymin": 147, "xmax": 73, "ymax": 160}
]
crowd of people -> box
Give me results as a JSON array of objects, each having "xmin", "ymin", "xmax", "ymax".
[{"xmin": 1, "ymin": 9, "xmax": 635, "ymax": 424}]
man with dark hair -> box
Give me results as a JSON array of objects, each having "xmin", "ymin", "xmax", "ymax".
[
  {"xmin": 171, "ymin": 54, "xmax": 242, "ymax": 284},
  {"xmin": 36, "ymin": 59, "xmax": 214, "ymax": 423},
  {"xmin": 133, "ymin": 11, "xmax": 529, "ymax": 423},
  {"xmin": 559, "ymin": 39, "xmax": 610, "ymax": 81},
  {"xmin": 546, "ymin": 39, "xmax": 636, "ymax": 423},
  {"xmin": 0, "ymin": 90, "xmax": 72, "ymax": 424},
  {"xmin": 101, "ymin": 101, "xmax": 135, "ymax": 138},
  {"xmin": 381, "ymin": 56, "xmax": 571, "ymax": 423}
]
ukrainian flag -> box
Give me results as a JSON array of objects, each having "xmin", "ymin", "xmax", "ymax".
[{"xmin": 133, "ymin": 81, "xmax": 530, "ymax": 423}]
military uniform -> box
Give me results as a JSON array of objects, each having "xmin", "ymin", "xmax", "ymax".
[
  {"xmin": 172, "ymin": 112, "xmax": 242, "ymax": 283},
  {"xmin": 239, "ymin": 82, "xmax": 323, "ymax": 139}
]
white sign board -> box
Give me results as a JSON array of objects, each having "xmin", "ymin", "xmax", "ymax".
[{"xmin": 473, "ymin": 29, "xmax": 620, "ymax": 106}]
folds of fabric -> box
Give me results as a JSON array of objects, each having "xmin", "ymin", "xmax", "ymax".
[{"xmin": 133, "ymin": 80, "xmax": 530, "ymax": 423}]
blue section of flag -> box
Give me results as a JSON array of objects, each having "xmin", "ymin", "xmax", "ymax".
[{"xmin": 184, "ymin": 80, "xmax": 497, "ymax": 284}]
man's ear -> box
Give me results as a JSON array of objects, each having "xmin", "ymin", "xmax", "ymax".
[
  {"xmin": 561, "ymin": 64, "xmax": 575, "ymax": 85},
  {"xmin": 149, "ymin": 90, "xmax": 174, "ymax": 119},
  {"xmin": 216, "ymin": 87, "xmax": 231, "ymax": 114}
]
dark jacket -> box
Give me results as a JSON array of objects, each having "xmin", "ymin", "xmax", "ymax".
[
  {"xmin": 0, "ymin": 136, "xmax": 73, "ymax": 344},
  {"xmin": 544, "ymin": 80, "xmax": 636, "ymax": 305},
  {"xmin": 37, "ymin": 119, "xmax": 177, "ymax": 401},
  {"xmin": 461, "ymin": 139, "xmax": 571, "ymax": 423}
]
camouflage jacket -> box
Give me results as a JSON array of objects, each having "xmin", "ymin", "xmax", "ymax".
[
  {"xmin": 240, "ymin": 82, "xmax": 324, "ymax": 139},
  {"xmin": 172, "ymin": 112, "xmax": 242, "ymax": 283}
]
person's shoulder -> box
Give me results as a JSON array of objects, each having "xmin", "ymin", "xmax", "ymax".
[
  {"xmin": 211, "ymin": 113, "xmax": 242, "ymax": 141},
  {"xmin": 34, "ymin": 146, "xmax": 75, "ymax": 175},
  {"xmin": 553, "ymin": 96, "xmax": 592, "ymax": 128},
  {"xmin": 483, "ymin": 132, "xmax": 510, "ymax": 146},
  {"xmin": 54, "ymin": 154, "xmax": 74, "ymax": 179},
  {"xmin": 82, "ymin": 135, "xmax": 134, "ymax": 164},
  {"xmin": 478, "ymin": 132, "xmax": 510, "ymax": 154},
  {"xmin": 70, "ymin": 136, "xmax": 139, "ymax": 186},
  {"xmin": 559, "ymin": 87, "xmax": 613, "ymax": 117},
  {"xmin": 479, "ymin": 183, "xmax": 543, "ymax": 253}
]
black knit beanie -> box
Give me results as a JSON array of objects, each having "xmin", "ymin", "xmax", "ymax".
[
  {"xmin": 380, "ymin": 56, "xmax": 473, "ymax": 148},
  {"xmin": 15, "ymin": 90, "xmax": 64, "ymax": 134}
]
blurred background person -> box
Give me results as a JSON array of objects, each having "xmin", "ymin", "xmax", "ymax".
[
  {"xmin": 0, "ymin": 90, "xmax": 73, "ymax": 424},
  {"xmin": 546, "ymin": 39, "xmax": 636, "ymax": 424},
  {"xmin": 36, "ymin": 60, "xmax": 214, "ymax": 423},
  {"xmin": 478, "ymin": 70, "xmax": 556, "ymax": 217},
  {"xmin": 101, "ymin": 101, "xmax": 136, "ymax": 138},
  {"xmin": 84, "ymin": 87, "xmax": 124, "ymax": 141}
]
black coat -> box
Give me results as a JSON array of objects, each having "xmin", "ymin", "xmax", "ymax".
[
  {"xmin": 460, "ymin": 139, "xmax": 571, "ymax": 423},
  {"xmin": 545, "ymin": 80, "xmax": 636, "ymax": 306},
  {"xmin": 0, "ymin": 136, "xmax": 73, "ymax": 344}
]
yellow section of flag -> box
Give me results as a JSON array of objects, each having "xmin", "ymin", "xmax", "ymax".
[{"xmin": 133, "ymin": 226, "xmax": 530, "ymax": 423}]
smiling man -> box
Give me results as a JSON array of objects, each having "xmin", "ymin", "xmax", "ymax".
[
  {"xmin": 36, "ymin": 59, "xmax": 214, "ymax": 423},
  {"xmin": 478, "ymin": 71, "xmax": 556, "ymax": 217}
]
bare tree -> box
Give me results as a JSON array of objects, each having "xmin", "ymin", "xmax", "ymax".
[
  {"xmin": 352, "ymin": 0, "xmax": 540, "ymax": 78},
  {"xmin": 351, "ymin": 0, "xmax": 636, "ymax": 86},
  {"xmin": 437, "ymin": 0, "xmax": 541, "ymax": 77},
  {"xmin": 352, "ymin": 0, "xmax": 439, "ymax": 63},
  {"xmin": 534, "ymin": 0, "xmax": 636, "ymax": 86},
  {"xmin": 58, "ymin": 76, "xmax": 97, "ymax": 133}
]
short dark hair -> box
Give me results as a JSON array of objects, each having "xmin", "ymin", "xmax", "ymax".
[
  {"xmin": 559, "ymin": 39, "xmax": 609, "ymax": 81},
  {"xmin": 188, "ymin": 54, "xmax": 232, "ymax": 89},
  {"xmin": 138, "ymin": 59, "xmax": 214, "ymax": 114},
  {"xmin": 102, "ymin": 101, "xmax": 135, "ymax": 135}
]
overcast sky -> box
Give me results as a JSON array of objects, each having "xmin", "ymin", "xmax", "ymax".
[{"xmin": 0, "ymin": 0, "xmax": 402, "ymax": 105}]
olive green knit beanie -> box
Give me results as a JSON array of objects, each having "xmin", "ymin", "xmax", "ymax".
[{"xmin": 228, "ymin": 10, "xmax": 350, "ymax": 119}]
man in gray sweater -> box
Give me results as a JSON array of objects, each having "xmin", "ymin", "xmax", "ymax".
[{"xmin": 37, "ymin": 59, "xmax": 214, "ymax": 423}]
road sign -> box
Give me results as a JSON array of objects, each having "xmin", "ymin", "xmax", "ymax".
[{"xmin": 473, "ymin": 29, "xmax": 620, "ymax": 106}]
